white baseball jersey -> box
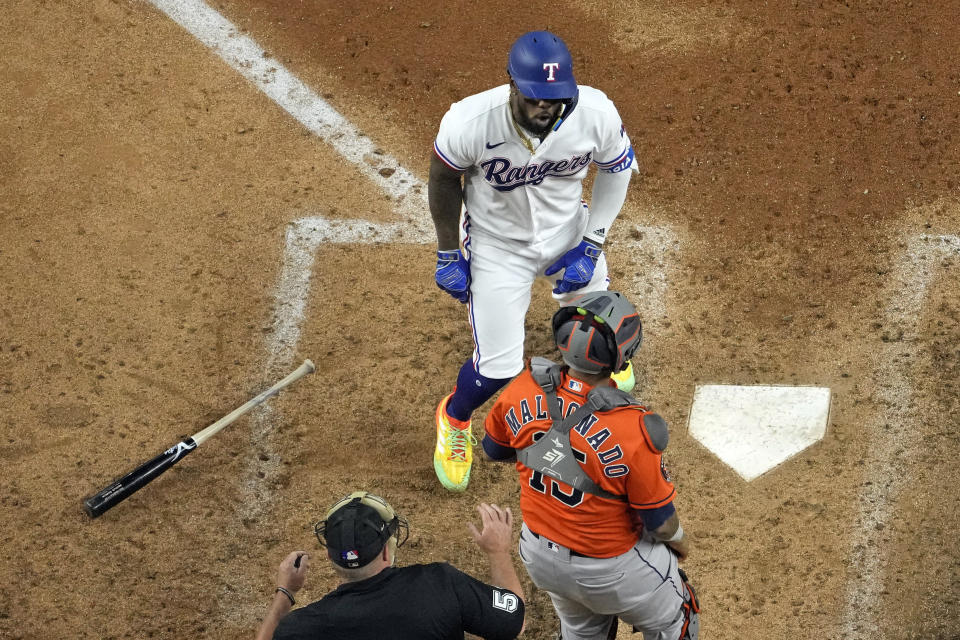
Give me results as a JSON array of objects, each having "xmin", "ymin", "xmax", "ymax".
[{"xmin": 433, "ymin": 84, "xmax": 634, "ymax": 245}]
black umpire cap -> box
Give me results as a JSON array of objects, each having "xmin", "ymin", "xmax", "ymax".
[{"xmin": 315, "ymin": 491, "xmax": 409, "ymax": 569}]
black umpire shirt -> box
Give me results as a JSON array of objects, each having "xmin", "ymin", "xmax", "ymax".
[{"xmin": 273, "ymin": 562, "xmax": 524, "ymax": 640}]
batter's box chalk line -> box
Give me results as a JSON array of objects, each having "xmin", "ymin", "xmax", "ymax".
[
  {"xmin": 266, "ymin": 217, "xmax": 432, "ymax": 370},
  {"xmin": 842, "ymin": 233, "xmax": 959, "ymax": 638},
  {"xmin": 622, "ymin": 225, "xmax": 681, "ymax": 324},
  {"xmin": 251, "ymin": 215, "xmax": 681, "ymax": 525},
  {"xmin": 267, "ymin": 220, "xmax": 679, "ymax": 373},
  {"xmin": 250, "ymin": 216, "xmax": 681, "ymax": 532}
]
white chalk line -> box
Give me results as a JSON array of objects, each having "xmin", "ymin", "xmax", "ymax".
[
  {"xmin": 624, "ymin": 225, "xmax": 681, "ymax": 325},
  {"xmin": 148, "ymin": 0, "xmax": 424, "ymax": 219},
  {"xmin": 841, "ymin": 233, "xmax": 960, "ymax": 637},
  {"xmin": 264, "ymin": 218, "xmax": 431, "ymax": 370}
]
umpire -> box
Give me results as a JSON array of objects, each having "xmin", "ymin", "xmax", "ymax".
[{"xmin": 254, "ymin": 491, "xmax": 525, "ymax": 640}]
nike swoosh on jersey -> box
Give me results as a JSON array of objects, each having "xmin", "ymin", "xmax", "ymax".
[{"xmin": 485, "ymin": 141, "xmax": 506, "ymax": 149}]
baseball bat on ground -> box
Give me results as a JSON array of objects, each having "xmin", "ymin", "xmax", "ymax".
[{"xmin": 83, "ymin": 359, "xmax": 316, "ymax": 519}]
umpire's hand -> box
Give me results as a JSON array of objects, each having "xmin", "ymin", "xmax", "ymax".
[
  {"xmin": 467, "ymin": 503, "xmax": 514, "ymax": 555},
  {"xmin": 277, "ymin": 551, "xmax": 310, "ymax": 594},
  {"xmin": 468, "ymin": 502, "xmax": 526, "ymax": 616}
]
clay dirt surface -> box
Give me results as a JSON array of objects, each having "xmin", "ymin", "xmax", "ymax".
[{"xmin": 1, "ymin": 1, "xmax": 958, "ymax": 639}]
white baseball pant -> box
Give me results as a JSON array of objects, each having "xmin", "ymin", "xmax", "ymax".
[{"xmin": 463, "ymin": 205, "xmax": 610, "ymax": 379}]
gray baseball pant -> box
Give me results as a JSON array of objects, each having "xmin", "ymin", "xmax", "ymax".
[{"xmin": 518, "ymin": 522, "xmax": 687, "ymax": 640}]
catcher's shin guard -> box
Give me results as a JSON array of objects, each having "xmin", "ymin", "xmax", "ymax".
[{"xmin": 677, "ymin": 568, "xmax": 700, "ymax": 640}]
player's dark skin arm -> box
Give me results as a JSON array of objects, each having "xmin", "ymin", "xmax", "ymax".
[
  {"xmin": 429, "ymin": 153, "xmax": 466, "ymax": 251},
  {"xmin": 651, "ymin": 511, "xmax": 690, "ymax": 561}
]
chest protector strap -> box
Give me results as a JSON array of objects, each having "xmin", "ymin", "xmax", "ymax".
[{"xmin": 516, "ymin": 357, "xmax": 638, "ymax": 502}]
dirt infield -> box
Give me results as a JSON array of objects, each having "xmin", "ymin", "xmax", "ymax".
[{"xmin": 1, "ymin": 1, "xmax": 957, "ymax": 638}]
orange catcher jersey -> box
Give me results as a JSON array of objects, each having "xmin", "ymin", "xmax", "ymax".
[{"xmin": 484, "ymin": 366, "xmax": 675, "ymax": 557}]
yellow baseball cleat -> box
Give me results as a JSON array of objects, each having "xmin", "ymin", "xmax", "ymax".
[
  {"xmin": 433, "ymin": 393, "xmax": 475, "ymax": 492},
  {"xmin": 612, "ymin": 361, "xmax": 635, "ymax": 393}
]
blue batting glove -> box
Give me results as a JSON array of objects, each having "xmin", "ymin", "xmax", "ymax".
[
  {"xmin": 544, "ymin": 240, "xmax": 602, "ymax": 294},
  {"xmin": 435, "ymin": 249, "xmax": 470, "ymax": 303}
]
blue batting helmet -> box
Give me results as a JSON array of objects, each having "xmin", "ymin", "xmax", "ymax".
[{"xmin": 507, "ymin": 31, "xmax": 578, "ymax": 101}]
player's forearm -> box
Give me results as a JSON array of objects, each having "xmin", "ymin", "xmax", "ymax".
[
  {"xmin": 666, "ymin": 536, "xmax": 690, "ymax": 561},
  {"xmin": 428, "ymin": 155, "xmax": 465, "ymax": 250},
  {"xmin": 651, "ymin": 512, "xmax": 690, "ymax": 561},
  {"xmin": 585, "ymin": 168, "xmax": 632, "ymax": 244},
  {"xmin": 486, "ymin": 550, "xmax": 526, "ymax": 604}
]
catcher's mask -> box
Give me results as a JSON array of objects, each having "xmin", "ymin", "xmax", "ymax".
[
  {"xmin": 315, "ymin": 491, "xmax": 409, "ymax": 569},
  {"xmin": 552, "ymin": 290, "xmax": 642, "ymax": 375},
  {"xmin": 507, "ymin": 30, "xmax": 578, "ymax": 102}
]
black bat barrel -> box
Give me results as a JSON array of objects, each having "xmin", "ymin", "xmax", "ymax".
[{"xmin": 83, "ymin": 437, "xmax": 198, "ymax": 518}]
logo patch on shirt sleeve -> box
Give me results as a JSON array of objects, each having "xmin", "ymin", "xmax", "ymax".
[
  {"xmin": 492, "ymin": 590, "xmax": 520, "ymax": 612},
  {"xmin": 605, "ymin": 146, "xmax": 635, "ymax": 173}
]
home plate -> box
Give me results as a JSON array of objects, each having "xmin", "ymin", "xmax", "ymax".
[{"xmin": 688, "ymin": 385, "xmax": 832, "ymax": 481}]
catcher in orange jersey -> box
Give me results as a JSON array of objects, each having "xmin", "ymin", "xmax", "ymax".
[{"xmin": 482, "ymin": 290, "xmax": 699, "ymax": 640}]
